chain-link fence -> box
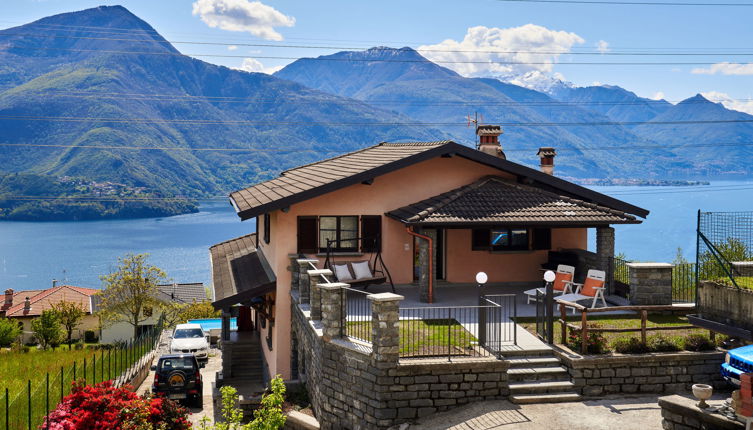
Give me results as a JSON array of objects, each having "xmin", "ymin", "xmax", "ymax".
[{"xmin": 697, "ymin": 211, "xmax": 753, "ymax": 290}]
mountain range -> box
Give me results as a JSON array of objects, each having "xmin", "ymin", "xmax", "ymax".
[{"xmin": 0, "ymin": 6, "xmax": 750, "ymax": 219}]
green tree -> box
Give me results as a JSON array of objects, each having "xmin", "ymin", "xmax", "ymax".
[
  {"xmin": 52, "ymin": 300, "xmax": 87, "ymax": 348},
  {"xmin": 179, "ymin": 300, "xmax": 221, "ymax": 322},
  {"xmin": 31, "ymin": 309, "xmax": 63, "ymax": 350},
  {"xmin": 198, "ymin": 376, "xmax": 286, "ymax": 430},
  {"xmin": 699, "ymin": 237, "xmax": 752, "ymax": 283},
  {"xmin": 98, "ymin": 254, "xmax": 167, "ymax": 340},
  {"xmin": 0, "ymin": 317, "xmax": 21, "ymax": 347}
]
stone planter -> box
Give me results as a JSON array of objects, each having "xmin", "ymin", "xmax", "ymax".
[{"xmin": 698, "ymin": 281, "xmax": 753, "ymax": 333}]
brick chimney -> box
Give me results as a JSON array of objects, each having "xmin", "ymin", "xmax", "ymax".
[
  {"xmin": 537, "ymin": 147, "xmax": 556, "ymax": 175},
  {"xmin": 476, "ymin": 125, "xmax": 505, "ymax": 160},
  {"xmin": 2, "ymin": 289, "xmax": 12, "ymax": 311},
  {"xmin": 23, "ymin": 296, "xmax": 31, "ymax": 314}
]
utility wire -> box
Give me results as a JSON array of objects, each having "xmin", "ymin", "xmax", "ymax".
[{"xmin": 495, "ymin": 0, "xmax": 753, "ymax": 5}]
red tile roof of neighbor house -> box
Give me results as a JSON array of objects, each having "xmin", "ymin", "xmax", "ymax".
[
  {"xmin": 387, "ymin": 176, "xmax": 640, "ymax": 226},
  {"xmin": 229, "ymin": 140, "xmax": 649, "ymax": 221},
  {"xmin": 4, "ymin": 285, "xmax": 97, "ymax": 317}
]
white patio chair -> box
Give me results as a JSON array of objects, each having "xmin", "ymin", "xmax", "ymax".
[
  {"xmin": 523, "ymin": 264, "xmax": 576, "ymax": 304},
  {"xmin": 555, "ymin": 269, "xmax": 607, "ymax": 313}
]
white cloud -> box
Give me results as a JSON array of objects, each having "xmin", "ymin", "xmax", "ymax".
[
  {"xmin": 192, "ymin": 0, "xmax": 295, "ymax": 41},
  {"xmin": 417, "ymin": 24, "xmax": 584, "ymax": 85},
  {"xmin": 692, "ymin": 62, "xmax": 753, "ymax": 76},
  {"xmin": 596, "ymin": 40, "xmax": 609, "ymax": 54},
  {"xmin": 651, "ymin": 91, "xmax": 666, "ymax": 101},
  {"xmin": 227, "ymin": 45, "xmax": 238, "ymax": 51},
  {"xmin": 701, "ymin": 91, "xmax": 753, "ymax": 115},
  {"xmin": 236, "ymin": 58, "xmax": 283, "ymax": 74}
]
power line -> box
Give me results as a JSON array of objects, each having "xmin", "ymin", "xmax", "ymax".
[
  {"xmin": 0, "ymin": 114, "xmax": 751, "ymax": 127},
  {"xmin": 496, "ymin": 0, "xmax": 753, "ymax": 5},
  {"xmin": 5, "ymin": 31, "xmax": 753, "ymax": 57}
]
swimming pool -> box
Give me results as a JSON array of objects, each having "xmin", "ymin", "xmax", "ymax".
[{"xmin": 188, "ymin": 318, "xmax": 237, "ymax": 331}]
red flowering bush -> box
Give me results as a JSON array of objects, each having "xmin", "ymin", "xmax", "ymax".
[{"xmin": 41, "ymin": 380, "xmax": 191, "ymax": 430}]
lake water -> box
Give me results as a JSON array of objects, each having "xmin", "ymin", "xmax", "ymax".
[{"xmin": 1, "ymin": 181, "xmax": 751, "ymax": 291}]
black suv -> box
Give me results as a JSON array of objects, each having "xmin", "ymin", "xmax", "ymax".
[{"xmin": 151, "ymin": 353, "xmax": 204, "ymax": 407}]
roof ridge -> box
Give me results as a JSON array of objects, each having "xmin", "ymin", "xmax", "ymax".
[
  {"xmin": 6, "ymin": 286, "xmax": 64, "ymax": 315},
  {"xmin": 210, "ymin": 233, "xmax": 257, "ymax": 250}
]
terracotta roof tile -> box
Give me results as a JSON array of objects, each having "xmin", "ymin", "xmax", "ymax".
[{"xmin": 5, "ymin": 285, "xmax": 94, "ymax": 317}]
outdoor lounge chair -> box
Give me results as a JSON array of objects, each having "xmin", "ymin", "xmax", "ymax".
[
  {"xmin": 523, "ymin": 264, "xmax": 576, "ymax": 304},
  {"xmin": 555, "ymin": 269, "xmax": 608, "ymax": 312}
]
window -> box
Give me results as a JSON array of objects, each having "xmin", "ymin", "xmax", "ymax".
[
  {"xmin": 263, "ymin": 213, "xmax": 271, "ymax": 244},
  {"xmin": 297, "ymin": 217, "xmax": 318, "ymax": 254},
  {"xmin": 319, "ymin": 216, "xmax": 358, "ymax": 252},
  {"xmin": 472, "ymin": 228, "xmax": 536, "ymax": 251},
  {"xmin": 361, "ymin": 215, "xmax": 382, "ymax": 252}
]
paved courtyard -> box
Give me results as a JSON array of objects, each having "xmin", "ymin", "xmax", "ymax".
[{"xmin": 408, "ymin": 396, "xmax": 668, "ymax": 430}]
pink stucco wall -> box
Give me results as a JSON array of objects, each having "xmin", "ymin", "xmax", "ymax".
[{"xmin": 253, "ymin": 155, "xmax": 589, "ymax": 379}]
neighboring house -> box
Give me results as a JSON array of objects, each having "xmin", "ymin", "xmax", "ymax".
[
  {"xmin": 98, "ymin": 283, "xmax": 208, "ymax": 343},
  {"xmin": 210, "ymin": 126, "xmax": 649, "ymax": 380},
  {"xmin": 0, "ymin": 284, "xmax": 99, "ymax": 344}
]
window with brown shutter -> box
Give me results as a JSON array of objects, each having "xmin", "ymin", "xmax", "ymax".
[
  {"xmin": 472, "ymin": 228, "xmax": 490, "ymax": 250},
  {"xmin": 263, "ymin": 213, "xmax": 271, "ymax": 244},
  {"xmin": 361, "ymin": 215, "xmax": 381, "ymax": 252},
  {"xmin": 532, "ymin": 228, "xmax": 552, "ymax": 250},
  {"xmin": 297, "ymin": 216, "xmax": 318, "ymax": 254}
]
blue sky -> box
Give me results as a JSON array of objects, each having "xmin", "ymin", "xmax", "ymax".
[{"xmin": 2, "ymin": 0, "xmax": 753, "ymax": 111}]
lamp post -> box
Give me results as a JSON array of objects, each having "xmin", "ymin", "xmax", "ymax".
[
  {"xmin": 476, "ymin": 272, "xmax": 488, "ymax": 346},
  {"xmin": 543, "ymin": 270, "xmax": 556, "ymax": 344}
]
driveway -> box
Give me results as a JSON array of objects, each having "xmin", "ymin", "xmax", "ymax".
[
  {"xmin": 135, "ymin": 337, "xmax": 221, "ymax": 426},
  {"xmin": 408, "ymin": 396, "xmax": 668, "ymax": 430}
]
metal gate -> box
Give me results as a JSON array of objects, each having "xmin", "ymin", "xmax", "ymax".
[
  {"xmin": 478, "ymin": 294, "xmax": 517, "ymax": 358},
  {"xmin": 535, "ymin": 286, "xmax": 554, "ymax": 344}
]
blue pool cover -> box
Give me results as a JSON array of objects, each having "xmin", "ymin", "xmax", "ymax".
[{"xmin": 188, "ymin": 318, "xmax": 238, "ymax": 331}]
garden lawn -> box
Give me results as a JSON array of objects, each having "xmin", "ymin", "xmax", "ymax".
[
  {"xmin": 346, "ymin": 318, "xmax": 478, "ymax": 358},
  {"xmin": 516, "ymin": 314, "xmax": 710, "ymax": 348}
]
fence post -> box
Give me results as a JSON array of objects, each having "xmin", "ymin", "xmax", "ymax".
[
  {"xmin": 46, "ymin": 372, "xmax": 49, "ymax": 430},
  {"xmin": 546, "ymin": 281, "xmax": 554, "ymax": 345},
  {"xmin": 308, "ymin": 269, "xmax": 332, "ymax": 320},
  {"xmin": 5, "ymin": 387, "xmax": 8, "ymax": 430},
  {"xmin": 447, "ymin": 307, "xmax": 452, "ymax": 362},
  {"xmin": 319, "ymin": 282, "xmax": 347, "ymax": 341},
  {"xmin": 27, "ymin": 379, "xmax": 30, "ymax": 430},
  {"xmin": 93, "ymin": 353, "xmax": 96, "ymax": 384},
  {"xmin": 478, "ymin": 295, "xmax": 487, "ymax": 348},
  {"xmin": 297, "ymin": 259, "xmax": 318, "ymax": 304},
  {"xmin": 83, "ymin": 358, "xmax": 87, "ymax": 384},
  {"xmin": 560, "ymin": 304, "xmax": 567, "ymax": 345},
  {"xmin": 581, "ymin": 311, "xmax": 588, "ymax": 355},
  {"xmin": 368, "ymin": 292, "xmax": 404, "ymax": 368},
  {"xmin": 60, "ymin": 367, "xmax": 63, "ymax": 402},
  {"xmin": 641, "ymin": 310, "xmax": 648, "ymax": 344}
]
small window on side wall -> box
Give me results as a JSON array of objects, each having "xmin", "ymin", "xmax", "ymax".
[
  {"xmin": 263, "ymin": 213, "xmax": 271, "ymax": 244},
  {"xmin": 361, "ymin": 215, "xmax": 382, "ymax": 252},
  {"xmin": 297, "ymin": 216, "xmax": 318, "ymax": 254}
]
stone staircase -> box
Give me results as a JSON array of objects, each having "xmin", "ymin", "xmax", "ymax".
[
  {"xmin": 228, "ymin": 336, "xmax": 265, "ymax": 383},
  {"xmin": 506, "ymin": 348, "xmax": 582, "ymax": 404}
]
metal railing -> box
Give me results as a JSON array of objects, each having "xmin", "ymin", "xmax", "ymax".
[
  {"xmin": 398, "ymin": 295, "xmax": 517, "ymax": 361},
  {"xmin": 342, "ymin": 286, "xmax": 372, "ymax": 344},
  {"xmin": 613, "ymin": 257, "xmax": 631, "ymax": 299},
  {"xmin": 1, "ymin": 325, "xmax": 161, "ymax": 430},
  {"xmin": 672, "ymin": 263, "xmax": 696, "ymax": 303}
]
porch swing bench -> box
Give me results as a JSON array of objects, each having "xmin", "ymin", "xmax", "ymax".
[{"xmin": 323, "ymin": 237, "xmax": 396, "ymax": 293}]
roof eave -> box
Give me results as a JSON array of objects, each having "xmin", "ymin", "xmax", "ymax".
[{"xmin": 397, "ymin": 219, "xmax": 642, "ymax": 228}]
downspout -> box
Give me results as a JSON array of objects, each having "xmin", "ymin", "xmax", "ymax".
[{"xmin": 406, "ymin": 227, "xmax": 434, "ymax": 303}]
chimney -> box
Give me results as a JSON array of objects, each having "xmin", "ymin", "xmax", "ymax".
[
  {"xmin": 2, "ymin": 289, "xmax": 13, "ymax": 310},
  {"xmin": 537, "ymin": 147, "xmax": 556, "ymax": 175},
  {"xmin": 52, "ymin": 279, "xmax": 57, "ymax": 288},
  {"xmin": 476, "ymin": 125, "xmax": 505, "ymax": 160},
  {"xmin": 23, "ymin": 296, "xmax": 31, "ymax": 313}
]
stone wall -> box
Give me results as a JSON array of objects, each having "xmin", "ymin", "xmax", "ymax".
[
  {"xmin": 659, "ymin": 395, "xmax": 745, "ymax": 430},
  {"xmin": 698, "ymin": 281, "xmax": 753, "ymax": 332},
  {"xmin": 557, "ymin": 350, "xmax": 726, "ymax": 397},
  {"xmin": 628, "ymin": 262, "xmax": 673, "ymax": 305},
  {"xmin": 291, "ymin": 288, "xmax": 509, "ymax": 429}
]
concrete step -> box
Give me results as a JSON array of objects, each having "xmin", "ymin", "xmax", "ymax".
[
  {"xmin": 508, "ymin": 366, "xmax": 570, "ymax": 382},
  {"xmin": 508, "ymin": 380, "xmax": 577, "ymax": 394},
  {"xmin": 501, "ymin": 348, "xmax": 553, "ymax": 358},
  {"xmin": 507, "ymin": 357, "xmax": 561, "ymax": 368},
  {"xmin": 510, "ymin": 392, "xmax": 582, "ymax": 404}
]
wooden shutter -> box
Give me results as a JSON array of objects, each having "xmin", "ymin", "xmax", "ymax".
[
  {"xmin": 297, "ymin": 216, "xmax": 318, "ymax": 254},
  {"xmin": 532, "ymin": 228, "xmax": 552, "ymax": 250},
  {"xmin": 361, "ymin": 215, "xmax": 381, "ymax": 252},
  {"xmin": 472, "ymin": 228, "xmax": 490, "ymax": 251},
  {"xmin": 263, "ymin": 213, "xmax": 271, "ymax": 244}
]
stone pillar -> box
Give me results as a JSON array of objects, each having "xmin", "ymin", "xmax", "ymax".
[
  {"xmin": 308, "ymin": 269, "xmax": 332, "ymax": 320},
  {"xmin": 368, "ymin": 292, "xmax": 404, "ymax": 368},
  {"xmin": 320, "ymin": 282, "xmax": 348, "ymax": 342},
  {"xmin": 417, "ymin": 235, "xmax": 430, "ymax": 303},
  {"xmin": 627, "ymin": 262, "xmax": 674, "ymax": 305},
  {"xmin": 596, "ymin": 227, "xmax": 615, "ymax": 295},
  {"xmin": 297, "ymin": 259, "xmax": 318, "ymax": 304},
  {"xmin": 289, "ymin": 254, "xmax": 301, "ymax": 292},
  {"xmin": 221, "ymin": 311, "xmax": 231, "ymax": 341}
]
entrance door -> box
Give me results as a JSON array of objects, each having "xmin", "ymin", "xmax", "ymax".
[{"xmin": 413, "ymin": 229, "xmax": 445, "ymax": 281}]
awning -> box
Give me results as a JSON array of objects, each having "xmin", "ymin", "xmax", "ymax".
[{"xmin": 210, "ymin": 233, "xmax": 276, "ymax": 309}]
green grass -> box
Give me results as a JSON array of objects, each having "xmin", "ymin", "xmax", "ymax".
[
  {"xmin": 347, "ymin": 318, "xmax": 479, "ymax": 358},
  {"xmin": 516, "ymin": 314, "xmax": 709, "ymax": 347}
]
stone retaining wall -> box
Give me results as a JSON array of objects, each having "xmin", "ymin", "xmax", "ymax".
[
  {"xmin": 659, "ymin": 395, "xmax": 745, "ymax": 430},
  {"xmin": 698, "ymin": 281, "xmax": 753, "ymax": 332},
  {"xmin": 291, "ymin": 290, "xmax": 509, "ymax": 429},
  {"xmin": 557, "ymin": 350, "xmax": 726, "ymax": 397}
]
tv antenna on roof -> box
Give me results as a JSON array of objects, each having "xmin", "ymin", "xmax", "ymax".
[{"xmin": 466, "ymin": 112, "xmax": 483, "ymax": 147}]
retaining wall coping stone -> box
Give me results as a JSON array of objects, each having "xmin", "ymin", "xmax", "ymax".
[
  {"xmin": 626, "ymin": 262, "xmax": 674, "ymax": 268},
  {"xmin": 557, "ymin": 350, "xmax": 724, "ymax": 368},
  {"xmin": 307, "ymin": 269, "xmax": 333, "ymax": 275},
  {"xmin": 318, "ymin": 282, "xmax": 347, "ymax": 290},
  {"xmin": 368, "ymin": 293, "xmax": 405, "ymax": 302},
  {"xmin": 659, "ymin": 395, "xmax": 745, "ymax": 430},
  {"xmin": 297, "ymin": 258, "xmax": 320, "ymax": 264}
]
